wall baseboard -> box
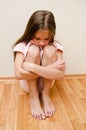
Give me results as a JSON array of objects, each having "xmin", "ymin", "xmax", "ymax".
[
  {"xmin": 0, "ymin": 77, "xmax": 16, "ymax": 80},
  {"xmin": 64, "ymin": 74, "xmax": 86, "ymax": 79},
  {"xmin": 0, "ymin": 74, "xmax": 86, "ymax": 80}
]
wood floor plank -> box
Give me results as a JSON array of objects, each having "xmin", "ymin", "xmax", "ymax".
[
  {"xmin": 79, "ymin": 99, "xmax": 86, "ymax": 112},
  {"xmin": 71, "ymin": 119, "xmax": 85, "ymax": 130},
  {"xmin": 55, "ymin": 81, "xmax": 77, "ymax": 120},
  {"xmin": 5, "ymin": 82, "xmax": 19, "ymax": 130},
  {"xmin": 0, "ymin": 83, "xmax": 11, "ymax": 127},
  {"xmin": 0, "ymin": 78, "xmax": 86, "ymax": 130},
  {"xmin": 66, "ymin": 79, "xmax": 85, "ymax": 98},
  {"xmin": 0, "ymin": 83, "xmax": 4, "ymax": 101},
  {"xmin": 50, "ymin": 85, "xmax": 74, "ymax": 129}
]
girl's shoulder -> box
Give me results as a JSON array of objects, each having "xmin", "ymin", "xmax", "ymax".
[
  {"xmin": 53, "ymin": 40, "xmax": 62, "ymax": 45},
  {"xmin": 53, "ymin": 40, "xmax": 63, "ymax": 52},
  {"xmin": 13, "ymin": 41, "xmax": 30, "ymax": 50},
  {"xmin": 13, "ymin": 42, "xmax": 31, "ymax": 57},
  {"xmin": 13, "ymin": 42, "xmax": 27, "ymax": 54},
  {"xmin": 14, "ymin": 42, "xmax": 26, "ymax": 48}
]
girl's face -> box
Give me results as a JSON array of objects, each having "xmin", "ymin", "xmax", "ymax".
[{"xmin": 32, "ymin": 29, "xmax": 51, "ymax": 47}]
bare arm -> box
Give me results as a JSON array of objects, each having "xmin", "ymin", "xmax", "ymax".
[
  {"xmin": 23, "ymin": 61, "xmax": 65, "ymax": 80},
  {"xmin": 23, "ymin": 51, "xmax": 66, "ymax": 80},
  {"xmin": 14, "ymin": 52, "xmax": 38, "ymax": 80}
]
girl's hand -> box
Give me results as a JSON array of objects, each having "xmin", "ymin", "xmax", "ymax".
[
  {"xmin": 30, "ymin": 40, "xmax": 35, "ymax": 45},
  {"xmin": 47, "ymin": 59, "xmax": 66, "ymax": 71},
  {"xmin": 56, "ymin": 59, "xmax": 66, "ymax": 71}
]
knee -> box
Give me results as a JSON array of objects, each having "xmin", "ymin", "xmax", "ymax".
[
  {"xmin": 28, "ymin": 45, "xmax": 40, "ymax": 58},
  {"xmin": 43, "ymin": 45, "xmax": 57, "ymax": 59}
]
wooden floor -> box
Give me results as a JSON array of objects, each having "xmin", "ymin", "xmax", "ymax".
[{"xmin": 0, "ymin": 77, "xmax": 86, "ymax": 130}]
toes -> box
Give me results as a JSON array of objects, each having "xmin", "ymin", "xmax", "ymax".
[
  {"xmin": 42, "ymin": 114, "xmax": 46, "ymax": 120},
  {"xmin": 45, "ymin": 111, "xmax": 54, "ymax": 117},
  {"xmin": 32, "ymin": 112, "xmax": 46, "ymax": 120},
  {"xmin": 44, "ymin": 108, "xmax": 56, "ymax": 117}
]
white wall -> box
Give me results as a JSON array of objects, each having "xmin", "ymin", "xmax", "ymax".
[{"xmin": 0, "ymin": 0, "xmax": 86, "ymax": 77}]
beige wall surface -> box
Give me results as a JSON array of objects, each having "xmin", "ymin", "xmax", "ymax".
[{"xmin": 0, "ymin": 0, "xmax": 86, "ymax": 76}]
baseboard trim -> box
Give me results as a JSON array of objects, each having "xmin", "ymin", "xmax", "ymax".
[
  {"xmin": 64, "ymin": 74, "xmax": 86, "ymax": 79},
  {"xmin": 0, "ymin": 74, "xmax": 86, "ymax": 80},
  {"xmin": 0, "ymin": 77, "xmax": 16, "ymax": 80}
]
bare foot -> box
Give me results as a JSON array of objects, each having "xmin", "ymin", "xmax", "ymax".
[
  {"xmin": 30, "ymin": 95, "xmax": 45, "ymax": 120},
  {"xmin": 42, "ymin": 94, "xmax": 55, "ymax": 117}
]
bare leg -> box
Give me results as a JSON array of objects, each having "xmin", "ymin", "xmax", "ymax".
[
  {"xmin": 42, "ymin": 45, "xmax": 57, "ymax": 117},
  {"xmin": 25, "ymin": 45, "xmax": 45, "ymax": 120},
  {"xmin": 28, "ymin": 79, "xmax": 45, "ymax": 120}
]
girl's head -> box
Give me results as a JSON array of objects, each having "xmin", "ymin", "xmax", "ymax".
[
  {"xmin": 25, "ymin": 10, "xmax": 56, "ymax": 44},
  {"xmin": 14, "ymin": 10, "xmax": 56, "ymax": 46}
]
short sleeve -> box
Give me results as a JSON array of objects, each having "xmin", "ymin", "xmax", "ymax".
[
  {"xmin": 13, "ymin": 42, "xmax": 27, "ymax": 57},
  {"xmin": 53, "ymin": 41, "xmax": 63, "ymax": 52}
]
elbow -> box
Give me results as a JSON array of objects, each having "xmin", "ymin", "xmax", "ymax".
[
  {"xmin": 57, "ymin": 71, "xmax": 65, "ymax": 80},
  {"xmin": 15, "ymin": 72, "xmax": 23, "ymax": 80},
  {"xmin": 59, "ymin": 73, "xmax": 65, "ymax": 80}
]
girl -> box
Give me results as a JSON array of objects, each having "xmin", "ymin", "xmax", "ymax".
[{"xmin": 13, "ymin": 10, "xmax": 66, "ymax": 120}]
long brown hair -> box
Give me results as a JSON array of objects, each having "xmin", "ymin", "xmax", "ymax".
[{"xmin": 13, "ymin": 10, "xmax": 56, "ymax": 59}]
